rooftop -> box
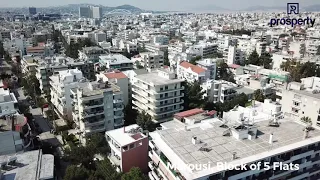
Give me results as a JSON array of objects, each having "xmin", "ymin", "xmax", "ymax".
[
  {"xmin": 1, "ymin": 150, "xmax": 54, "ymax": 180},
  {"xmin": 106, "ymin": 124, "xmax": 147, "ymax": 146},
  {"xmin": 151, "ymin": 118, "xmax": 320, "ymax": 178},
  {"xmin": 179, "ymin": 61, "xmax": 206, "ymax": 74},
  {"xmin": 135, "ymin": 71, "xmax": 184, "ymax": 86},
  {"xmin": 104, "ymin": 71, "xmax": 128, "ymax": 80}
]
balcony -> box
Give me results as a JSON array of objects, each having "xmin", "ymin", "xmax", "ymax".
[
  {"xmin": 114, "ymin": 114, "xmax": 124, "ymax": 119},
  {"xmin": 113, "ymin": 99, "xmax": 123, "ymax": 104},
  {"xmin": 151, "ymin": 86, "xmax": 185, "ymax": 94},
  {"xmin": 82, "ymin": 110, "xmax": 104, "ymax": 118},
  {"xmin": 83, "ymin": 102, "xmax": 104, "ymax": 109},
  {"xmin": 114, "ymin": 121, "xmax": 124, "ymax": 128},
  {"xmin": 85, "ymin": 126, "xmax": 105, "ymax": 133}
]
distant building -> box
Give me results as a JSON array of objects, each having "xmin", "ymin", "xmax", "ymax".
[
  {"xmin": 79, "ymin": 6, "xmax": 91, "ymax": 18},
  {"xmin": 29, "ymin": 7, "xmax": 37, "ymax": 15},
  {"xmin": 90, "ymin": 6, "xmax": 103, "ymax": 19},
  {"xmin": 106, "ymin": 124, "xmax": 149, "ymax": 173}
]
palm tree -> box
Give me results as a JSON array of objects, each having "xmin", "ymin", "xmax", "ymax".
[{"xmin": 301, "ymin": 116, "xmax": 312, "ymax": 124}]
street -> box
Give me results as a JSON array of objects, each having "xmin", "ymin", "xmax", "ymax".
[{"xmin": 30, "ymin": 107, "xmax": 52, "ymax": 132}]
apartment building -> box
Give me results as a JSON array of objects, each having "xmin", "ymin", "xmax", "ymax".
[
  {"xmin": 71, "ymin": 80, "xmax": 124, "ymax": 142},
  {"xmin": 153, "ymin": 35, "xmax": 169, "ymax": 45},
  {"xmin": 99, "ymin": 54, "xmax": 134, "ymax": 71},
  {"xmin": 148, "ymin": 104, "xmax": 320, "ymax": 180},
  {"xmin": 50, "ymin": 69, "xmax": 84, "ymax": 119},
  {"xmin": 132, "ymin": 51, "xmax": 164, "ymax": 69},
  {"xmin": 36, "ymin": 56, "xmax": 95, "ymax": 93},
  {"xmin": 177, "ymin": 61, "xmax": 207, "ymax": 83},
  {"xmin": 21, "ymin": 55, "xmax": 40, "ymax": 74},
  {"xmin": 132, "ymin": 69, "xmax": 185, "ymax": 123},
  {"xmin": 224, "ymin": 46, "xmax": 245, "ymax": 65},
  {"xmin": 203, "ymin": 80, "xmax": 238, "ymax": 103},
  {"xmin": 96, "ymin": 70, "xmax": 130, "ymax": 106},
  {"xmin": 0, "ymin": 88, "xmax": 18, "ymax": 117},
  {"xmin": 78, "ymin": 46, "xmax": 106, "ymax": 63},
  {"xmin": 256, "ymin": 41, "xmax": 268, "ymax": 56},
  {"xmin": 196, "ymin": 58, "xmax": 217, "ymax": 80},
  {"xmin": 193, "ymin": 42, "xmax": 218, "ymax": 57},
  {"xmin": 281, "ymin": 77, "xmax": 320, "ymax": 127},
  {"xmin": 288, "ymin": 41, "xmax": 306, "ymax": 58},
  {"xmin": 79, "ymin": 6, "xmax": 91, "ymax": 18},
  {"xmin": 106, "ymin": 124, "xmax": 149, "ymax": 173},
  {"xmin": 145, "ymin": 43, "xmax": 168, "ymax": 53}
]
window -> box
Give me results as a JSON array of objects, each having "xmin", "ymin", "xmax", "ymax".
[
  {"xmin": 160, "ymin": 94, "xmax": 163, "ymax": 98},
  {"xmin": 165, "ymin": 86, "xmax": 168, "ymax": 90},
  {"xmin": 129, "ymin": 144, "xmax": 135, "ymax": 149},
  {"xmin": 293, "ymin": 101, "xmax": 300, "ymax": 106},
  {"xmin": 160, "ymin": 87, "xmax": 163, "ymax": 91}
]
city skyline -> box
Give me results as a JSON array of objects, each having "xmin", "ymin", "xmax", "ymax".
[{"xmin": 0, "ymin": 0, "xmax": 319, "ymax": 11}]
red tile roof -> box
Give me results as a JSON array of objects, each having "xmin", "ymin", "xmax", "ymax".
[
  {"xmin": 229, "ymin": 64, "xmax": 241, "ymax": 69},
  {"xmin": 179, "ymin": 61, "xmax": 206, "ymax": 74},
  {"xmin": 174, "ymin": 108, "xmax": 204, "ymax": 118},
  {"xmin": 207, "ymin": 110, "xmax": 217, "ymax": 116},
  {"xmin": 105, "ymin": 71, "xmax": 127, "ymax": 79}
]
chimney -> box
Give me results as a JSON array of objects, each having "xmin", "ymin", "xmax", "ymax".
[
  {"xmin": 232, "ymin": 152, "xmax": 237, "ymax": 160},
  {"xmin": 269, "ymin": 133, "xmax": 273, "ymax": 144},
  {"xmin": 184, "ymin": 125, "xmax": 188, "ymax": 131}
]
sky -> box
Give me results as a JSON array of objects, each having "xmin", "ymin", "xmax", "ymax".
[{"xmin": 0, "ymin": 0, "xmax": 319, "ymax": 11}]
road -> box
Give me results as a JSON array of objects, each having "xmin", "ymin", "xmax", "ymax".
[{"xmin": 30, "ymin": 107, "xmax": 52, "ymax": 133}]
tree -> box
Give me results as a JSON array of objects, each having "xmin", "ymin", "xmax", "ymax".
[
  {"xmin": 124, "ymin": 102, "xmax": 138, "ymax": 125},
  {"xmin": 184, "ymin": 81, "xmax": 206, "ymax": 110},
  {"xmin": 136, "ymin": 111, "xmax": 155, "ymax": 132},
  {"xmin": 86, "ymin": 133, "xmax": 110, "ymax": 156},
  {"xmin": 253, "ymin": 89, "xmax": 265, "ymax": 102},
  {"xmin": 95, "ymin": 159, "xmax": 122, "ymax": 180},
  {"xmin": 247, "ymin": 50, "xmax": 260, "ymax": 65},
  {"xmin": 121, "ymin": 167, "xmax": 148, "ymax": 180},
  {"xmin": 21, "ymin": 72, "xmax": 41, "ymax": 98},
  {"xmin": 189, "ymin": 56, "xmax": 202, "ymax": 65},
  {"xmin": 163, "ymin": 50, "xmax": 170, "ymax": 66},
  {"xmin": 260, "ymin": 52, "xmax": 273, "ymax": 69},
  {"xmin": 301, "ymin": 116, "xmax": 312, "ymax": 124},
  {"xmin": 64, "ymin": 165, "xmax": 90, "ymax": 180},
  {"xmin": 217, "ymin": 62, "xmax": 235, "ymax": 83}
]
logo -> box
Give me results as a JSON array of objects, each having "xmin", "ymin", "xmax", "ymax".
[
  {"xmin": 269, "ymin": 3, "xmax": 316, "ymax": 27},
  {"xmin": 287, "ymin": 3, "xmax": 299, "ymax": 14}
]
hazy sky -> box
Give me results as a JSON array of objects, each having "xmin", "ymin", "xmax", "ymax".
[{"xmin": 0, "ymin": 0, "xmax": 319, "ymax": 11}]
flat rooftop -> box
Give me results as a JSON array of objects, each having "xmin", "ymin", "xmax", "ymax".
[
  {"xmin": 151, "ymin": 118, "xmax": 320, "ymax": 176},
  {"xmin": 106, "ymin": 124, "xmax": 147, "ymax": 146},
  {"xmin": 1, "ymin": 150, "xmax": 54, "ymax": 180},
  {"xmin": 135, "ymin": 71, "xmax": 184, "ymax": 86}
]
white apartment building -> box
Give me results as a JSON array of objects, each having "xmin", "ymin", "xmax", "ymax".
[
  {"xmin": 90, "ymin": 6, "xmax": 102, "ymax": 19},
  {"xmin": 132, "ymin": 51, "xmax": 164, "ymax": 69},
  {"xmin": 99, "ymin": 54, "xmax": 134, "ymax": 71},
  {"xmin": 202, "ymin": 80, "xmax": 238, "ymax": 103},
  {"xmin": 305, "ymin": 38, "xmax": 320, "ymax": 57},
  {"xmin": 132, "ymin": 69, "xmax": 185, "ymax": 123},
  {"xmin": 50, "ymin": 69, "xmax": 84, "ymax": 119},
  {"xmin": 196, "ymin": 58, "xmax": 217, "ymax": 80},
  {"xmin": 193, "ymin": 42, "xmax": 218, "ymax": 57},
  {"xmin": 288, "ymin": 41, "xmax": 306, "ymax": 58},
  {"xmin": 281, "ymin": 77, "xmax": 320, "ymax": 127},
  {"xmin": 177, "ymin": 61, "xmax": 207, "ymax": 83},
  {"xmin": 224, "ymin": 46, "xmax": 245, "ymax": 65},
  {"xmin": 149, "ymin": 104, "xmax": 320, "ymax": 180},
  {"xmin": 256, "ymin": 41, "xmax": 267, "ymax": 56},
  {"xmin": 96, "ymin": 70, "xmax": 129, "ymax": 106},
  {"xmin": 0, "ymin": 88, "xmax": 18, "ymax": 117},
  {"xmin": 71, "ymin": 81, "xmax": 124, "ymax": 142},
  {"xmin": 0, "ymin": 30, "xmax": 11, "ymax": 41},
  {"xmin": 36, "ymin": 56, "xmax": 95, "ymax": 93}
]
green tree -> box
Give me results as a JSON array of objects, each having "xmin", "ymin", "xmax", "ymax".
[
  {"xmin": 184, "ymin": 81, "xmax": 206, "ymax": 110},
  {"xmin": 121, "ymin": 167, "xmax": 148, "ymax": 180},
  {"xmin": 260, "ymin": 52, "xmax": 273, "ymax": 69},
  {"xmin": 64, "ymin": 145, "xmax": 95, "ymax": 169},
  {"xmin": 64, "ymin": 165, "xmax": 90, "ymax": 180},
  {"xmin": 124, "ymin": 102, "xmax": 138, "ymax": 125},
  {"xmin": 247, "ymin": 50, "xmax": 260, "ymax": 65},
  {"xmin": 217, "ymin": 62, "xmax": 235, "ymax": 82},
  {"xmin": 163, "ymin": 50, "xmax": 170, "ymax": 66},
  {"xmin": 21, "ymin": 72, "xmax": 41, "ymax": 98},
  {"xmin": 136, "ymin": 111, "xmax": 155, "ymax": 132},
  {"xmin": 189, "ymin": 56, "xmax": 202, "ymax": 65},
  {"xmin": 95, "ymin": 159, "xmax": 122, "ymax": 180},
  {"xmin": 301, "ymin": 116, "xmax": 312, "ymax": 124},
  {"xmin": 86, "ymin": 133, "xmax": 110, "ymax": 156},
  {"xmin": 253, "ymin": 89, "xmax": 265, "ymax": 102}
]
